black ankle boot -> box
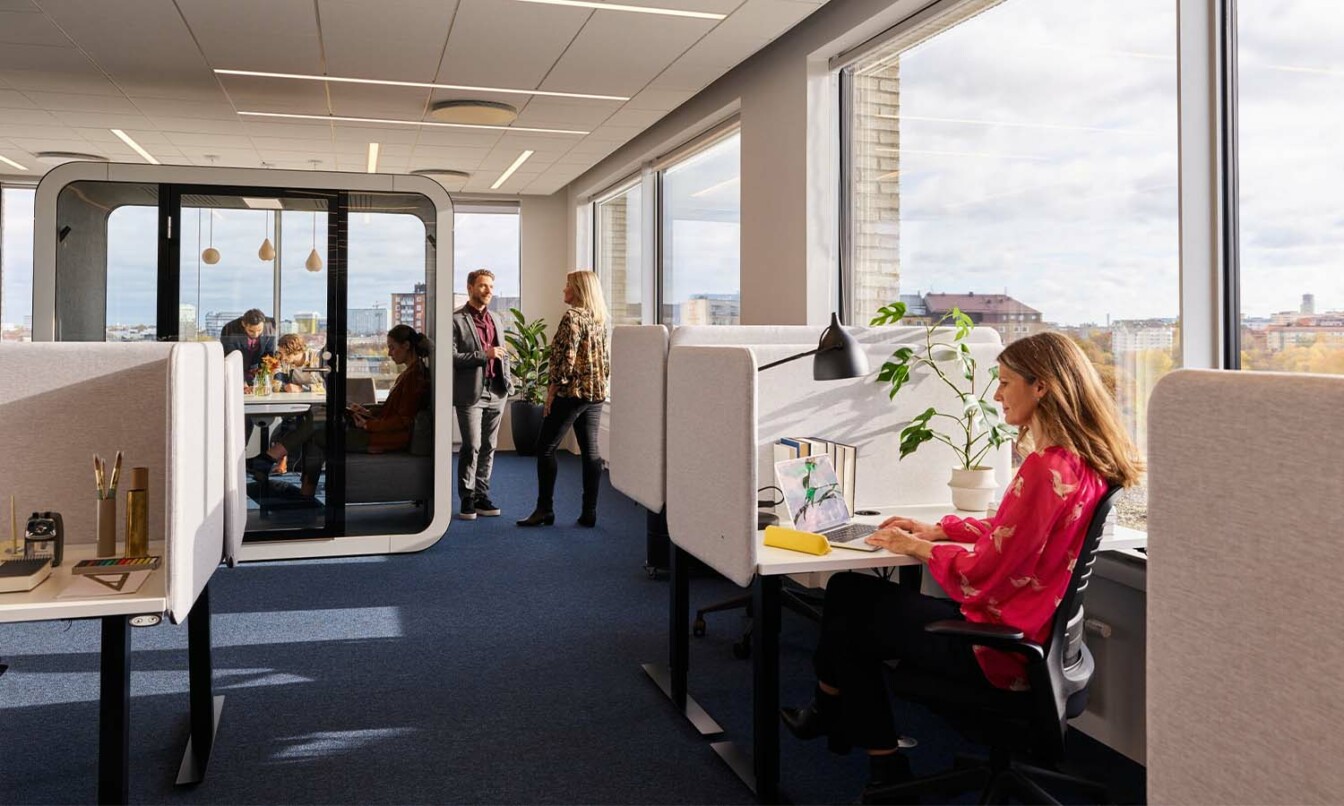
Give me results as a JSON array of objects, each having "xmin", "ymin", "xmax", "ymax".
[
  {"xmin": 780, "ymin": 686, "xmax": 850, "ymax": 754},
  {"xmin": 516, "ymin": 509, "xmax": 555, "ymax": 527},
  {"xmin": 577, "ymin": 509, "xmax": 597, "ymax": 528}
]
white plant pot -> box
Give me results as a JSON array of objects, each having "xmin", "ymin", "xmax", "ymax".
[{"xmin": 949, "ymin": 466, "xmax": 997, "ymax": 512}]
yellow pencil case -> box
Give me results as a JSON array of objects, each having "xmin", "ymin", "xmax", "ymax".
[{"xmin": 763, "ymin": 525, "xmax": 832, "ymax": 556}]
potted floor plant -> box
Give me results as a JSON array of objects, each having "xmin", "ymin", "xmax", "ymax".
[
  {"xmin": 504, "ymin": 307, "xmax": 549, "ymax": 457},
  {"xmin": 870, "ymin": 302, "xmax": 1016, "ymax": 511}
]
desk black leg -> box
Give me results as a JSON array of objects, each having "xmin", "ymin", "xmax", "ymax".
[
  {"xmin": 641, "ymin": 542, "xmax": 723, "ymax": 738},
  {"xmin": 898, "ymin": 565, "xmax": 921, "ymax": 588},
  {"xmin": 178, "ymin": 584, "xmax": 224, "ymax": 786},
  {"xmin": 98, "ymin": 615, "xmax": 130, "ymax": 806},
  {"xmin": 711, "ymin": 574, "xmax": 783, "ymax": 803}
]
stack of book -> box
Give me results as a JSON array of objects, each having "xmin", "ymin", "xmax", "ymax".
[{"xmin": 773, "ymin": 436, "xmax": 858, "ymax": 512}]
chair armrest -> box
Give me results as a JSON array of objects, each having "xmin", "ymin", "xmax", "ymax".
[{"xmin": 924, "ymin": 620, "xmax": 1045, "ymax": 661}]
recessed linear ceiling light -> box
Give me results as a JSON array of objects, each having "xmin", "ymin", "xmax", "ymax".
[
  {"xmin": 238, "ymin": 111, "xmax": 588, "ymax": 136},
  {"xmin": 510, "ymin": 0, "xmax": 727, "ymax": 20},
  {"xmin": 491, "ymin": 150, "xmax": 535, "ymax": 190},
  {"xmin": 0, "ymin": 155, "xmax": 26, "ymax": 171},
  {"xmin": 367, "ymin": 142, "xmax": 380, "ymax": 174},
  {"xmin": 430, "ymin": 100, "xmax": 518, "ymax": 126},
  {"xmin": 35, "ymin": 151, "xmax": 108, "ymax": 165},
  {"xmin": 111, "ymin": 129, "xmax": 159, "ymax": 165},
  {"xmin": 214, "ymin": 69, "xmax": 630, "ymax": 102}
]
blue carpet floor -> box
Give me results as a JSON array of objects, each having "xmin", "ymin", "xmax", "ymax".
[{"xmin": 0, "ymin": 454, "xmax": 1144, "ymax": 804}]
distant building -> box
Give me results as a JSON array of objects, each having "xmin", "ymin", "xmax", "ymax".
[
  {"xmin": 921, "ymin": 292, "xmax": 1044, "ymax": 343},
  {"xmin": 1111, "ymin": 322, "xmax": 1176, "ymax": 354},
  {"xmin": 678, "ymin": 293, "xmax": 740, "ymax": 326},
  {"xmin": 294, "ymin": 312, "xmax": 321, "ymax": 335},
  {"xmin": 1302, "ymin": 294, "xmax": 1316, "ymax": 315},
  {"xmin": 391, "ymin": 283, "xmax": 427, "ymax": 332},
  {"xmin": 204, "ymin": 311, "xmax": 241, "ymax": 338},
  {"xmin": 179, "ymin": 304, "xmax": 197, "ymax": 340},
  {"xmin": 349, "ymin": 307, "xmax": 388, "ymax": 336},
  {"xmin": 1265, "ymin": 317, "xmax": 1344, "ymax": 351}
]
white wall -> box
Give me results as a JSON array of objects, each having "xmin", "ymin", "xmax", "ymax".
[
  {"xmin": 562, "ymin": 0, "xmax": 931, "ymax": 326},
  {"xmin": 520, "ymin": 192, "xmax": 571, "ymax": 330}
]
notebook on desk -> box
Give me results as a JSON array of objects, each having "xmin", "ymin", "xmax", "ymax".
[{"xmin": 776, "ymin": 455, "xmax": 879, "ymax": 552}]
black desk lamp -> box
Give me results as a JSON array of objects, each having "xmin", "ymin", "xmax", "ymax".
[{"xmin": 757, "ymin": 312, "xmax": 870, "ymax": 527}]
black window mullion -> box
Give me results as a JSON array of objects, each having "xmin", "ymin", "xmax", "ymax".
[
  {"xmin": 1219, "ymin": 0, "xmax": 1241, "ymax": 369},
  {"xmin": 157, "ymin": 185, "xmax": 181, "ymax": 341}
]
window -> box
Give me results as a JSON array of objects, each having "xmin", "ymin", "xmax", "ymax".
[
  {"xmin": 453, "ymin": 206, "xmax": 520, "ymax": 316},
  {"xmin": 1, "ymin": 186, "xmax": 35, "ymax": 341},
  {"xmin": 596, "ymin": 181, "xmax": 644, "ymax": 326},
  {"xmin": 842, "ymin": 0, "xmax": 1181, "ymax": 530},
  {"xmin": 1236, "ymin": 1, "xmax": 1344, "ymax": 374},
  {"xmin": 660, "ymin": 129, "xmax": 741, "ymax": 326}
]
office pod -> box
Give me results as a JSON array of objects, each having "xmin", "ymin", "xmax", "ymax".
[{"xmin": 32, "ymin": 163, "xmax": 453, "ymax": 560}]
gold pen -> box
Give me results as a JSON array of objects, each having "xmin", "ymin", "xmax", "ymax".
[{"xmin": 109, "ymin": 451, "xmax": 123, "ymax": 496}]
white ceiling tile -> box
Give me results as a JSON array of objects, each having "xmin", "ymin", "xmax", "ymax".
[
  {"xmin": 582, "ymin": 125, "xmax": 647, "ymax": 143},
  {"xmin": 624, "ymin": 87, "xmax": 696, "ymax": 111},
  {"xmin": 219, "ymin": 75, "xmax": 330, "ymax": 116},
  {"xmin": 674, "ymin": 28, "xmax": 769, "ymax": 69},
  {"xmin": 0, "ymin": 107, "xmax": 61, "ymax": 124},
  {"xmin": 437, "ymin": 0, "xmax": 588, "ymax": 90},
  {"xmin": 541, "ymin": 12, "xmax": 715, "ymax": 98},
  {"xmin": 319, "ymin": 0, "xmax": 457, "ymax": 81},
  {"xmin": 0, "ymin": 1, "xmax": 40, "ymax": 10},
  {"xmin": 333, "ymin": 124, "xmax": 422, "ymax": 145},
  {"xmin": 0, "ymin": 67, "xmax": 121, "ymax": 95},
  {"xmin": 38, "ymin": 0, "xmax": 220, "ymax": 99},
  {"xmin": 328, "ymin": 84, "xmax": 432, "ymax": 120},
  {"xmin": 241, "ymin": 121, "xmax": 334, "ymax": 140},
  {"xmin": 0, "ymin": 123, "xmax": 80, "ymax": 140},
  {"xmin": 143, "ymin": 116, "xmax": 248, "ymax": 136},
  {"xmin": 413, "ymin": 128, "xmax": 503, "ymax": 149},
  {"xmin": 8, "ymin": 136, "xmax": 106, "ymax": 153},
  {"xmin": 24, "ymin": 92, "xmax": 139, "ymax": 113},
  {"xmin": 131, "ymin": 99, "xmax": 239, "ymax": 122},
  {"xmin": 601, "ymin": 107, "xmax": 669, "ymax": 129},
  {"xmin": 164, "ymin": 132, "xmax": 256, "ymax": 149},
  {"xmin": 513, "ymin": 98, "xmax": 619, "ymax": 130},
  {"xmin": 409, "ymin": 144, "xmax": 490, "ymax": 164},
  {"xmin": 647, "ymin": 60, "xmax": 726, "ymax": 92},
  {"xmin": 72, "ymin": 127, "xmax": 173, "ymax": 146},
  {"xmin": 177, "ymin": 0, "xmax": 323, "ymax": 75},
  {"xmin": 0, "ymin": 10, "xmax": 69, "ymax": 45},
  {"xmin": 171, "ymin": 147, "xmax": 262, "ymax": 166},
  {"xmin": 50, "ymin": 111, "xmax": 155, "ymax": 130},
  {"xmin": 710, "ymin": 0, "xmax": 819, "ymax": 40},
  {"xmin": 618, "ymin": 0, "xmax": 744, "ymax": 12},
  {"xmin": 0, "ymin": 43, "xmax": 88, "ymax": 71}
]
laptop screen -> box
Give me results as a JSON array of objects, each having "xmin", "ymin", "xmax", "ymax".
[{"xmin": 776, "ymin": 455, "xmax": 851, "ymax": 533}]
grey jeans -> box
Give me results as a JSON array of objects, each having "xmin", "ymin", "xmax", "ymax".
[{"xmin": 456, "ymin": 377, "xmax": 507, "ymax": 499}]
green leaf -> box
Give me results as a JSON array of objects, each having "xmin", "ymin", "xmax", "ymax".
[
  {"xmin": 869, "ymin": 301, "xmax": 908, "ymax": 326},
  {"xmin": 899, "ymin": 424, "xmax": 934, "ymax": 458}
]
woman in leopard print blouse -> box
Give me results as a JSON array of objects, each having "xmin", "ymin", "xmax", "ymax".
[{"xmin": 517, "ymin": 270, "xmax": 611, "ymax": 528}]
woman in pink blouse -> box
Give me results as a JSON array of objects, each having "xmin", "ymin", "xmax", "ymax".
[{"xmin": 781, "ymin": 331, "xmax": 1144, "ymax": 786}]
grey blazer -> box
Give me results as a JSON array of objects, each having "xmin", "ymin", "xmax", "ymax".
[{"xmin": 451, "ymin": 304, "xmax": 511, "ymax": 408}]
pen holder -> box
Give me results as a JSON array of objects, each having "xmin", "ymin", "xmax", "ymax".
[{"xmin": 96, "ymin": 497, "xmax": 117, "ymax": 557}]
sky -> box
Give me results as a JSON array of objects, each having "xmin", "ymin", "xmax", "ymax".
[{"xmin": 4, "ymin": 1, "xmax": 1344, "ymax": 327}]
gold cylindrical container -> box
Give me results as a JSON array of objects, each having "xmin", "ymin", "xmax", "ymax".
[
  {"xmin": 96, "ymin": 497, "xmax": 117, "ymax": 557},
  {"xmin": 125, "ymin": 467, "xmax": 149, "ymax": 557}
]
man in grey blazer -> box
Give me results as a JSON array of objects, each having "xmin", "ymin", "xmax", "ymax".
[{"xmin": 452, "ymin": 269, "xmax": 511, "ymax": 520}]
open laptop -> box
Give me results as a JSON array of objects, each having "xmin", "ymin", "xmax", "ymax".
[{"xmin": 775, "ymin": 455, "xmax": 879, "ymax": 552}]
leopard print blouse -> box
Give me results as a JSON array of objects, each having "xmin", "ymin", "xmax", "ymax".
[{"xmin": 549, "ymin": 307, "xmax": 609, "ymax": 402}]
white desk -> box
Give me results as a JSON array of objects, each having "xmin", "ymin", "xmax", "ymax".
[
  {"xmin": 243, "ymin": 390, "xmax": 326, "ymax": 415},
  {"xmin": 0, "ymin": 541, "xmax": 220, "ymax": 804},
  {"xmin": 662, "ymin": 503, "xmax": 1149, "ymax": 803}
]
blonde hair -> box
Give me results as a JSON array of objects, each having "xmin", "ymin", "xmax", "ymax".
[
  {"xmin": 997, "ymin": 331, "xmax": 1144, "ymax": 488},
  {"xmin": 566, "ymin": 269, "xmax": 608, "ymax": 326}
]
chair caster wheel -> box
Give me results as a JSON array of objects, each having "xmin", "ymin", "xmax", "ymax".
[
  {"xmin": 692, "ymin": 618, "xmax": 706, "ymax": 637},
  {"xmin": 732, "ymin": 638, "xmax": 751, "ymax": 659}
]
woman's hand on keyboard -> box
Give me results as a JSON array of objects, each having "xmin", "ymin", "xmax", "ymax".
[{"xmin": 878, "ymin": 516, "xmax": 946, "ymax": 542}]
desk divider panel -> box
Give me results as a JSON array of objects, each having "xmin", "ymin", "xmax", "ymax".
[
  {"xmin": 0, "ymin": 342, "xmax": 222, "ymax": 622},
  {"xmin": 609, "ymin": 325, "xmax": 670, "ymax": 512},
  {"xmin": 666, "ymin": 333, "xmax": 1009, "ymax": 589},
  {"xmin": 222, "ymin": 352, "xmax": 246, "ymax": 566},
  {"xmin": 1147, "ymin": 369, "xmax": 1344, "ymax": 803}
]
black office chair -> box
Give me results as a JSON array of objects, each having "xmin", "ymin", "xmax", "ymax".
[{"xmin": 862, "ymin": 485, "xmax": 1123, "ymax": 806}]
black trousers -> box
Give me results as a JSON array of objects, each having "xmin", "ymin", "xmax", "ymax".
[
  {"xmin": 816, "ymin": 572, "xmax": 990, "ymax": 749},
  {"xmin": 277, "ymin": 417, "xmax": 370, "ymax": 485},
  {"xmin": 534, "ymin": 395, "xmax": 602, "ymax": 512}
]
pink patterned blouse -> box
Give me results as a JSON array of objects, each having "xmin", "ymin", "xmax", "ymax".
[{"xmin": 928, "ymin": 446, "xmax": 1107, "ymax": 691}]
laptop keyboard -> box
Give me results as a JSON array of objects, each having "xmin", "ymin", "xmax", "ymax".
[{"xmin": 824, "ymin": 523, "xmax": 877, "ymax": 544}]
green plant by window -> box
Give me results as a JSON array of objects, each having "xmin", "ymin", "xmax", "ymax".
[
  {"xmin": 504, "ymin": 307, "xmax": 549, "ymax": 405},
  {"xmin": 869, "ymin": 302, "xmax": 1016, "ymax": 469}
]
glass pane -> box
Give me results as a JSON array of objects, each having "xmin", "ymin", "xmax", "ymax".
[
  {"xmin": 848, "ymin": 0, "xmax": 1180, "ymax": 530},
  {"xmin": 345, "ymin": 192, "xmax": 436, "ymax": 536},
  {"xmin": 597, "ymin": 185, "xmax": 644, "ymax": 325},
  {"xmin": 661, "ymin": 132, "xmax": 741, "ymax": 325},
  {"xmin": 453, "ymin": 210, "xmax": 520, "ymax": 315},
  {"xmin": 1, "ymin": 187, "xmax": 35, "ymax": 342},
  {"xmin": 1237, "ymin": 1, "xmax": 1344, "ymax": 374}
]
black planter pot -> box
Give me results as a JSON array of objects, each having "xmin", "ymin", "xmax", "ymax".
[{"xmin": 510, "ymin": 399, "xmax": 546, "ymax": 457}]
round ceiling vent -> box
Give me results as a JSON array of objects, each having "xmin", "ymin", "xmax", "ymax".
[
  {"xmin": 411, "ymin": 168, "xmax": 471, "ymax": 189},
  {"xmin": 428, "ymin": 100, "xmax": 518, "ymax": 126},
  {"xmin": 36, "ymin": 151, "xmax": 109, "ymax": 165}
]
